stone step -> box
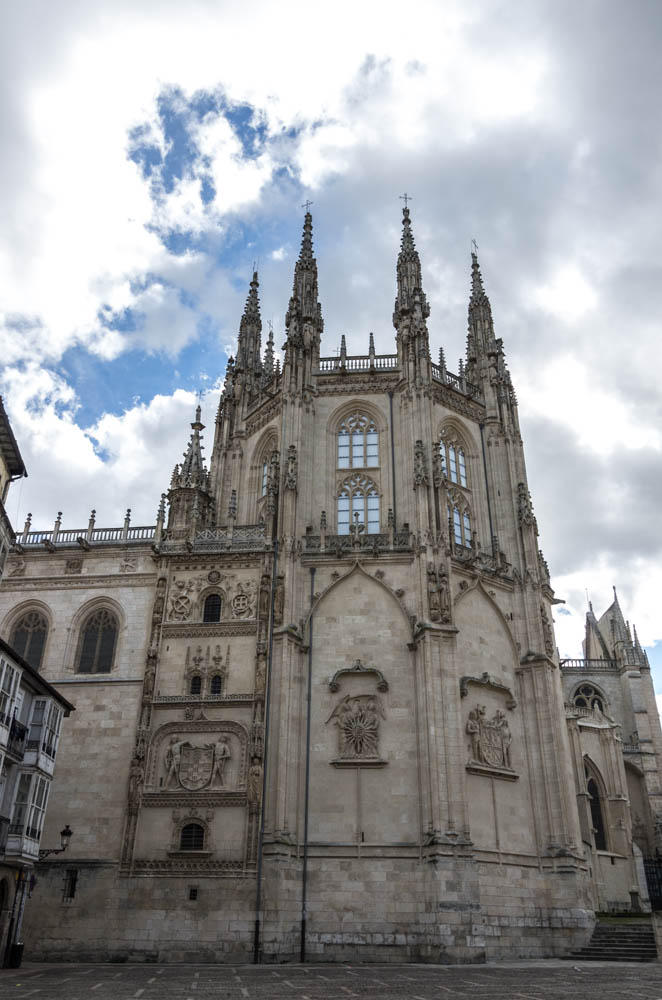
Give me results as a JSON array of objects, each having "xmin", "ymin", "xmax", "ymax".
[{"xmin": 564, "ymin": 920, "xmax": 658, "ymax": 962}]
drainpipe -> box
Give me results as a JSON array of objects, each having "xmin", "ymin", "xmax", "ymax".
[{"xmin": 300, "ymin": 567, "xmax": 316, "ymax": 962}]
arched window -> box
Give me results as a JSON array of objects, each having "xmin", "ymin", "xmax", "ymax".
[
  {"xmin": 439, "ymin": 436, "xmax": 468, "ymax": 487},
  {"xmin": 573, "ymin": 684, "xmax": 605, "ymax": 713},
  {"xmin": 261, "ymin": 460, "xmax": 268, "ymax": 497},
  {"xmin": 210, "ymin": 674, "xmax": 223, "ymax": 696},
  {"xmin": 75, "ymin": 608, "xmax": 118, "ymax": 674},
  {"xmin": 190, "ymin": 675, "xmax": 202, "ymax": 696},
  {"xmin": 337, "ymin": 474, "xmax": 380, "ymax": 535},
  {"xmin": 337, "ymin": 414, "xmax": 378, "ymax": 469},
  {"xmin": 180, "ymin": 823, "xmax": 205, "ymax": 851},
  {"xmin": 586, "ymin": 775, "xmax": 607, "ymax": 851},
  {"xmin": 10, "ymin": 611, "xmax": 48, "ymax": 672},
  {"xmin": 203, "ymin": 594, "xmax": 222, "ymax": 623},
  {"xmin": 448, "ymin": 501, "xmax": 472, "ymax": 548}
]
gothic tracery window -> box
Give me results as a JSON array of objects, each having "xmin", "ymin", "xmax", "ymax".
[
  {"xmin": 10, "ymin": 610, "xmax": 48, "ymax": 672},
  {"xmin": 439, "ymin": 435, "xmax": 468, "ymax": 487},
  {"xmin": 337, "ymin": 414, "xmax": 379, "ymax": 469},
  {"xmin": 190, "ymin": 675, "xmax": 202, "ymax": 696},
  {"xmin": 573, "ymin": 684, "xmax": 605, "ymax": 713},
  {"xmin": 337, "ymin": 474, "xmax": 380, "ymax": 535},
  {"xmin": 210, "ymin": 674, "xmax": 223, "ymax": 695},
  {"xmin": 75, "ymin": 608, "xmax": 118, "ymax": 674}
]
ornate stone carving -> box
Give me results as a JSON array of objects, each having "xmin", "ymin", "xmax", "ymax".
[
  {"xmin": 327, "ymin": 694, "xmax": 387, "ymax": 765},
  {"xmin": 413, "ymin": 439, "xmax": 429, "ymax": 487},
  {"xmin": 64, "ymin": 557, "xmax": 83, "ymax": 575},
  {"xmin": 466, "ymin": 705, "xmax": 516, "ymax": 776},
  {"xmin": 460, "ymin": 672, "xmax": 517, "ymax": 709},
  {"xmin": 119, "ymin": 554, "xmax": 138, "ymax": 573},
  {"xmin": 285, "ymin": 445, "xmax": 297, "ymax": 490},
  {"xmin": 247, "ymin": 760, "xmax": 263, "ymax": 805},
  {"xmin": 7, "ymin": 557, "xmax": 25, "ymax": 577},
  {"xmin": 168, "ymin": 578, "xmax": 198, "ymax": 621},
  {"xmin": 231, "ymin": 579, "xmax": 256, "ymax": 619},
  {"xmin": 517, "ymin": 482, "xmax": 538, "ymax": 532},
  {"xmin": 328, "ymin": 657, "xmax": 388, "ymax": 693}
]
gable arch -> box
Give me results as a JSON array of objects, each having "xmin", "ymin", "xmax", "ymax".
[
  {"xmin": 65, "ymin": 595, "xmax": 126, "ymax": 675},
  {"xmin": 2, "ymin": 600, "xmax": 53, "ymax": 673},
  {"xmin": 454, "ymin": 578, "xmax": 519, "ymax": 662},
  {"xmin": 438, "ymin": 416, "xmax": 477, "ymax": 455},
  {"xmin": 2, "ymin": 598, "xmax": 54, "ymax": 637},
  {"xmin": 304, "ymin": 561, "xmax": 412, "ymax": 638}
]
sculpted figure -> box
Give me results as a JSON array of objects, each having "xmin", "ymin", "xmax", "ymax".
[
  {"xmin": 248, "ymin": 760, "xmax": 263, "ymax": 804},
  {"xmin": 427, "ymin": 563, "xmax": 441, "ymax": 621},
  {"xmin": 165, "ymin": 737, "xmax": 187, "ymax": 788},
  {"xmin": 466, "ymin": 706, "xmax": 485, "ymax": 763},
  {"xmin": 273, "ymin": 575, "xmax": 285, "ymax": 625},
  {"xmin": 212, "ymin": 737, "xmax": 231, "ymax": 787}
]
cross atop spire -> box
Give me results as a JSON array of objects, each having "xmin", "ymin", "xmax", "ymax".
[{"xmin": 399, "ymin": 192, "xmax": 412, "ymax": 209}]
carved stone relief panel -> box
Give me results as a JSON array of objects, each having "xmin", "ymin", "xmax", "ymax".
[
  {"xmin": 465, "ymin": 704, "xmax": 517, "ymax": 780},
  {"xmin": 147, "ymin": 721, "xmax": 248, "ymax": 793},
  {"xmin": 327, "ymin": 694, "xmax": 387, "ymax": 766}
]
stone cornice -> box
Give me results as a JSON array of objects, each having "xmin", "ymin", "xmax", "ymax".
[
  {"xmin": 0, "ymin": 573, "xmax": 157, "ymax": 591},
  {"xmin": 161, "ymin": 621, "xmax": 257, "ymax": 638}
]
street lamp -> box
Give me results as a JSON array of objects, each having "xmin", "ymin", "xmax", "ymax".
[{"xmin": 38, "ymin": 824, "xmax": 73, "ymax": 860}]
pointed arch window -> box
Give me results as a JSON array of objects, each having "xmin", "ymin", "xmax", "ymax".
[
  {"xmin": 439, "ymin": 436, "xmax": 468, "ymax": 488},
  {"xmin": 338, "ymin": 414, "xmax": 379, "ymax": 469},
  {"xmin": 210, "ymin": 674, "xmax": 223, "ymax": 696},
  {"xmin": 585, "ymin": 770, "xmax": 608, "ymax": 851},
  {"xmin": 338, "ymin": 474, "xmax": 380, "ymax": 535},
  {"xmin": 190, "ymin": 675, "xmax": 202, "ymax": 696},
  {"xmin": 10, "ymin": 611, "xmax": 48, "ymax": 672},
  {"xmin": 75, "ymin": 608, "xmax": 118, "ymax": 674},
  {"xmin": 261, "ymin": 460, "xmax": 269, "ymax": 497}
]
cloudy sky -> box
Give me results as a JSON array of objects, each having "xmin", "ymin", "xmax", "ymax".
[{"xmin": 1, "ymin": 0, "xmax": 660, "ymax": 685}]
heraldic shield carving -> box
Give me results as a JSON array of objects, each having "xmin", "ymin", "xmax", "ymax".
[
  {"xmin": 466, "ymin": 704, "xmax": 514, "ymax": 775},
  {"xmin": 165, "ymin": 736, "xmax": 231, "ymax": 791}
]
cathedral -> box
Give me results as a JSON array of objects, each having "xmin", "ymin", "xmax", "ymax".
[{"xmin": 0, "ymin": 207, "xmax": 660, "ymax": 963}]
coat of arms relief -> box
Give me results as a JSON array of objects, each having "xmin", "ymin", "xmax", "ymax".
[
  {"xmin": 465, "ymin": 704, "xmax": 517, "ymax": 779},
  {"xmin": 326, "ymin": 659, "xmax": 389, "ymax": 768},
  {"xmin": 164, "ymin": 735, "xmax": 233, "ymax": 791}
]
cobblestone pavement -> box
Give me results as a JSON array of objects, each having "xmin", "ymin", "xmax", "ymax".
[{"xmin": 1, "ymin": 962, "xmax": 662, "ymax": 999}]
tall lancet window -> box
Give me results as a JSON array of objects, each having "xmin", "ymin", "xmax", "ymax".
[
  {"xmin": 337, "ymin": 474, "xmax": 380, "ymax": 534},
  {"xmin": 337, "ymin": 414, "xmax": 378, "ymax": 469},
  {"xmin": 448, "ymin": 495, "xmax": 472, "ymax": 549},
  {"xmin": 261, "ymin": 460, "xmax": 269, "ymax": 497},
  {"xmin": 439, "ymin": 436, "xmax": 468, "ymax": 487}
]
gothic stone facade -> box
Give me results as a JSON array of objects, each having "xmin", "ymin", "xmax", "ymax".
[{"xmin": 0, "ymin": 210, "xmax": 658, "ymax": 963}]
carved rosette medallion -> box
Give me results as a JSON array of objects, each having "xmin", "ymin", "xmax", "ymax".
[{"xmin": 326, "ymin": 659, "xmax": 388, "ymax": 768}]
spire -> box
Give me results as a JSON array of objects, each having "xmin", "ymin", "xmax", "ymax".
[
  {"xmin": 236, "ymin": 271, "xmax": 262, "ymax": 374},
  {"xmin": 285, "ymin": 210, "xmax": 324, "ymax": 349},
  {"xmin": 263, "ymin": 321, "xmax": 275, "ymax": 378},
  {"xmin": 176, "ymin": 405, "xmax": 209, "ymax": 490},
  {"xmin": 393, "ymin": 205, "xmax": 429, "ymax": 327},
  {"xmin": 466, "ymin": 248, "xmax": 496, "ymax": 368}
]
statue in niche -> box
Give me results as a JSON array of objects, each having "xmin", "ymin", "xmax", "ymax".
[
  {"xmin": 247, "ymin": 759, "xmax": 263, "ymax": 804},
  {"xmin": 127, "ymin": 757, "xmax": 144, "ymax": 807},
  {"xmin": 427, "ymin": 562, "xmax": 452, "ymax": 624},
  {"xmin": 273, "ymin": 574, "xmax": 285, "ymax": 625},
  {"xmin": 211, "ymin": 737, "xmax": 231, "ymax": 787},
  {"xmin": 258, "ymin": 574, "xmax": 270, "ymax": 619},
  {"xmin": 466, "ymin": 704, "xmax": 514, "ymax": 771},
  {"xmin": 327, "ymin": 694, "xmax": 385, "ymax": 760},
  {"xmin": 540, "ymin": 605, "xmax": 555, "ymax": 657}
]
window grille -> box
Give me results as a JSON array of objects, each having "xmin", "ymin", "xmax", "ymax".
[
  {"xmin": 203, "ymin": 594, "xmax": 222, "ymax": 623},
  {"xmin": 439, "ymin": 437, "xmax": 468, "ymax": 488},
  {"xmin": 337, "ymin": 414, "xmax": 379, "ymax": 469},
  {"xmin": 573, "ymin": 684, "xmax": 605, "ymax": 713},
  {"xmin": 337, "ymin": 474, "xmax": 380, "ymax": 535},
  {"xmin": 180, "ymin": 823, "xmax": 205, "ymax": 851}
]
